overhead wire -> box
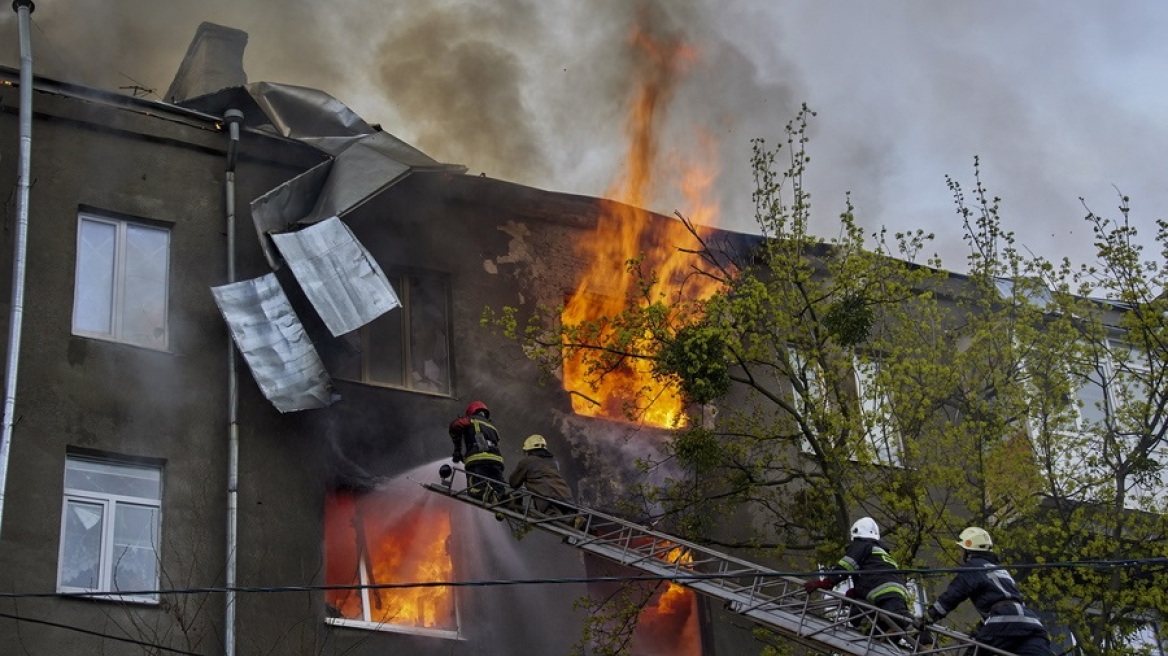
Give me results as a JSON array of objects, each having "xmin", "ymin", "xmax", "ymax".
[
  {"xmin": 2, "ymin": 557, "xmax": 1159, "ymax": 653},
  {"xmin": 1, "ymin": 556, "xmax": 1163, "ymax": 601},
  {"xmin": 0, "ymin": 610, "xmax": 203, "ymax": 655}
]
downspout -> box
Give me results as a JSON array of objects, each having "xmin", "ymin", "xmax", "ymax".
[
  {"xmin": 223, "ymin": 107, "xmax": 244, "ymax": 656},
  {"xmin": 0, "ymin": 0, "xmax": 36, "ymax": 536}
]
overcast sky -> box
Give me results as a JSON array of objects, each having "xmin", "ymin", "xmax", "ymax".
[{"xmin": 2, "ymin": 1, "xmax": 1166, "ymax": 273}]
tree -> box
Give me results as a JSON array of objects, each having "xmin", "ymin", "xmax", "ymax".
[{"xmin": 490, "ymin": 105, "xmax": 1168, "ymax": 654}]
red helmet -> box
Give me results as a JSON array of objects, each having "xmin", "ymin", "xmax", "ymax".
[{"xmin": 465, "ymin": 401, "xmax": 489, "ymax": 418}]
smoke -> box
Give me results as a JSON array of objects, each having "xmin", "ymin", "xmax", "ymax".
[{"xmin": 4, "ymin": 1, "xmax": 1166, "ymax": 272}]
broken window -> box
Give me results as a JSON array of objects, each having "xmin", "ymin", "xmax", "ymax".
[
  {"xmin": 72, "ymin": 212, "xmax": 170, "ymax": 350},
  {"xmin": 331, "ymin": 270, "xmax": 451, "ymax": 395},
  {"xmin": 57, "ymin": 455, "xmax": 162, "ymax": 603},
  {"xmin": 323, "ymin": 489, "xmax": 459, "ymax": 637}
]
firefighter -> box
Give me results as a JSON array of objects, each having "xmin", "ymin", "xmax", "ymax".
[
  {"xmin": 508, "ymin": 434, "xmax": 574, "ymax": 514},
  {"xmin": 449, "ymin": 401, "xmax": 506, "ymax": 503},
  {"xmin": 922, "ymin": 527, "xmax": 1053, "ymax": 655},
  {"xmin": 803, "ymin": 517, "xmax": 929, "ymax": 645}
]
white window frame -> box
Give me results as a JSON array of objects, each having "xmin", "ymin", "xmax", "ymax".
[
  {"xmin": 1127, "ymin": 622, "xmax": 1166, "ymax": 655},
  {"xmin": 854, "ymin": 358, "xmax": 904, "ymax": 467},
  {"xmin": 71, "ymin": 212, "xmax": 171, "ymax": 350},
  {"xmin": 57, "ymin": 456, "xmax": 162, "ymax": 604},
  {"xmin": 325, "ymin": 549, "xmax": 462, "ymax": 639},
  {"xmin": 1043, "ymin": 339, "xmax": 1167, "ymax": 510},
  {"xmin": 789, "ymin": 349, "xmax": 827, "ymax": 454},
  {"xmin": 324, "ymin": 490, "xmax": 461, "ymax": 638},
  {"xmin": 789, "ymin": 350, "xmax": 903, "ymax": 467},
  {"xmin": 338, "ymin": 269, "xmax": 452, "ymax": 396}
]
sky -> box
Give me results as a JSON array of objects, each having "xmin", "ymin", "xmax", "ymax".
[{"xmin": 2, "ymin": 0, "xmax": 1167, "ymax": 273}]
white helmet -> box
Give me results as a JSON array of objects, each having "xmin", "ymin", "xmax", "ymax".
[
  {"xmin": 851, "ymin": 517, "xmax": 880, "ymax": 541},
  {"xmin": 956, "ymin": 527, "xmax": 993, "ymax": 552},
  {"xmin": 523, "ymin": 434, "xmax": 548, "ymax": 451}
]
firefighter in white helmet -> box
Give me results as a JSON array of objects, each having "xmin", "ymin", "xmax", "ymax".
[
  {"xmin": 804, "ymin": 517, "xmax": 931, "ymax": 645},
  {"xmin": 508, "ymin": 434, "xmax": 575, "ymax": 515},
  {"xmin": 921, "ymin": 527, "xmax": 1053, "ymax": 655}
]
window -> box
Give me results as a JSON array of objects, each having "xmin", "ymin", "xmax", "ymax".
[
  {"xmin": 324, "ymin": 488, "xmax": 459, "ymax": 637},
  {"xmin": 1127, "ymin": 622, "xmax": 1166, "ymax": 655},
  {"xmin": 57, "ymin": 456, "xmax": 162, "ymax": 603},
  {"xmin": 789, "ymin": 349, "xmax": 902, "ymax": 466},
  {"xmin": 1041, "ymin": 340, "xmax": 1168, "ymax": 509},
  {"xmin": 854, "ymin": 359, "xmax": 903, "ymax": 466},
  {"xmin": 72, "ymin": 213, "xmax": 170, "ymax": 350},
  {"xmin": 333, "ymin": 270, "xmax": 451, "ymax": 395}
]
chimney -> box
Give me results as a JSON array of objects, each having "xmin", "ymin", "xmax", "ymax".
[{"xmin": 164, "ymin": 22, "xmax": 249, "ymax": 104}]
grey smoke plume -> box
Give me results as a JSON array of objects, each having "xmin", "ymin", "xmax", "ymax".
[{"xmin": 4, "ymin": 1, "xmax": 1167, "ymax": 271}]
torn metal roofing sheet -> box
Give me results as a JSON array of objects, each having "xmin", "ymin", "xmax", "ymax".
[
  {"xmin": 270, "ymin": 217, "xmax": 401, "ymax": 337},
  {"xmin": 229, "ymin": 82, "xmax": 466, "ymax": 268},
  {"xmin": 211, "ymin": 273, "xmax": 335, "ymax": 412}
]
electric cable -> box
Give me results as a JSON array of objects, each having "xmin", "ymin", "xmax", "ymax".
[
  {"xmin": 1, "ymin": 555, "xmax": 1163, "ymax": 601},
  {"xmin": 0, "ymin": 610, "xmax": 203, "ymax": 655}
]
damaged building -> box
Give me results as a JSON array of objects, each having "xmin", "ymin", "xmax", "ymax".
[{"xmin": 0, "ymin": 18, "xmax": 752, "ymax": 656}]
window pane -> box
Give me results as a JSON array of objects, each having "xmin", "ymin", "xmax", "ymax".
[
  {"xmin": 60, "ymin": 500, "xmax": 104, "ymax": 589},
  {"xmin": 65, "ymin": 459, "xmax": 161, "ymax": 499},
  {"xmin": 74, "ymin": 219, "xmax": 116, "ymax": 335},
  {"xmin": 366, "ymin": 309, "xmax": 405, "ymax": 386},
  {"xmin": 408, "ymin": 274, "xmax": 450, "ymax": 394},
  {"xmin": 111, "ymin": 503, "xmax": 159, "ymax": 594},
  {"xmin": 1075, "ymin": 375, "xmax": 1107, "ymax": 428},
  {"xmin": 121, "ymin": 224, "xmax": 169, "ymax": 348},
  {"xmin": 855, "ymin": 360, "xmax": 902, "ymax": 466}
]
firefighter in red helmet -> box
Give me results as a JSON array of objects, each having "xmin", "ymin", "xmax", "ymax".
[{"xmin": 449, "ymin": 401, "xmax": 506, "ymax": 502}]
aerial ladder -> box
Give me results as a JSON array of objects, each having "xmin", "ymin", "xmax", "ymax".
[{"xmin": 423, "ymin": 466, "xmax": 1014, "ymax": 656}]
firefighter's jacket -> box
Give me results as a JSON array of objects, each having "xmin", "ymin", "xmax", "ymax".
[
  {"xmin": 508, "ymin": 448, "xmax": 572, "ymax": 502},
  {"xmin": 824, "ymin": 538, "xmax": 910, "ymax": 603},
  {"xmin": 929, "ymin": 552, "xmax": 1047, "ymax": 634},
  {"xmin": 449, "ymin": 413, "xmax": 504, "ymax": 467}
]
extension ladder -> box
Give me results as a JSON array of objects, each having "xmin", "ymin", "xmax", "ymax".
[{"xmin": 423, "ymin": 467, "xmax": 1012, "ymax": 656}]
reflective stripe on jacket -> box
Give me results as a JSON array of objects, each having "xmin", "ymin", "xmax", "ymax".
[{"xmin": 827, "ymin": 538, "xmax": 909, "ymax": 602}]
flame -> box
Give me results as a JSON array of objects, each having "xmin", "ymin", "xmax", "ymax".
[
  {"xmin": 324, "ymin": 491, "xmax": 456, "ymax": 630},
  {"xmin": 561, "ymin": 24, "xmax": 722, "ymax": 428},
  {"xmin": 634, "ymin": 542, "xmax": 701, "ymax": 656}
]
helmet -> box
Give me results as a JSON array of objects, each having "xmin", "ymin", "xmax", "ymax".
[
  {"xmin": 956, "ymin": 527, "xmax": 993, "ymax": 552},
  {"xmin": 851, "ymin": 517, "xmax": 880, "ymax": 541},
  {"xmin": 523, "ymin": 434, "xmax": 548, "ymax": 451},
  {"xmin": 465, "ymin": 401, "xmax": 489, "ymax": 418}
]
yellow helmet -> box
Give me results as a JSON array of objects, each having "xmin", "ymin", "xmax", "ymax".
[
  {"xmin": 523, "ymin": 434, "xmax": 548, "ymax": 451},
  {"xmin": 956, "ymin": 527, "xmax": 993, "ymax": 552}
]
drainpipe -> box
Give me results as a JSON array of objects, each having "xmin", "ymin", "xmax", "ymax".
[
  {"xmin": 0, "ymin": 0, "xmax": 36, "ymax": 537},
  {"xmin": 223, "ymin": 107, "xmax": 244, "ymax": 656}
]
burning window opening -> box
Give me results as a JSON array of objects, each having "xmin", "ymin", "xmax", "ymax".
[
  {"xmin": 560, "ymin": 210, "xmax": 723, "ymax": 429},
  {"xmin": 584, "ymin": 546, "xmax": 703, "ymax": 656},
  {"xmin": 323, "ymin": 490, "xmax": 459, "ymax": 638},
  {"xmin": 560, "ymin": 23, "xmax": 723, "ymax": 430}
]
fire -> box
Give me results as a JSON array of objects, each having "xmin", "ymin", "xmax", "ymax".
[
  {"xmin": 324, "ymin": 491, "xmax": 456, "ymax": 630},
  {"xmin": 561, "ymin": 23, "xmax": 722, "ymax": 428},
  {"xmin": 634, "ymin": 543, "xmax": 701, "ymax": 656}
]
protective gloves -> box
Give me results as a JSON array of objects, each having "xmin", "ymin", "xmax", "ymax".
[{"xmin": 802, "ymin": 577, "xmax": 832, "ymax": 594}]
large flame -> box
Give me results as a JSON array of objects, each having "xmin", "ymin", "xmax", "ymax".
[
  {"xmin": 324, "ymin": 491, "xmax": 456, "ymax": 630},
  {"xmin": 561, "ymin": 24, "xmax": 722, "ymax": 428}
]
